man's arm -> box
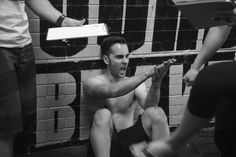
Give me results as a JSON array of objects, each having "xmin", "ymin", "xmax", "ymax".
[
  {"xmin": 83, "ymin": 68, "xmax": 155, "ymax": 99},
  {"xmin": 183, "ymin": 25, "xmax": 231, "ymax": 86},
  {"xmin": 135, "ymin": 59, "xmax": 175, "ymax": 109},
  {"xmin": 26, "ymin": 0, "xmax": 85, "ymax": 26}
]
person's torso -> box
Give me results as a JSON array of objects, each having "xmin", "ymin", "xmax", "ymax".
[
  {"xmin": 107, "ymin": 92, "xmax": 137, "ymax": 131},
  {"xmin": 85, "ymin": 75, "xmax": 138, "ymax": 131},
  {"xmin": 86, "ymin": 90, "xmax": 137, "ymax": 127},
  {"xmin": 0, "ymin": 0, "xmax": 31, "ymax": 48}
]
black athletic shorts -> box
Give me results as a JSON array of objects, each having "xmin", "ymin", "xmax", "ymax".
[{"xmin": 187, "ymin": 61, "xmax": 236, "ymax": 156}]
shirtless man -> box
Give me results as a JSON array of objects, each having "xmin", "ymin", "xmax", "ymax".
[{"xmin": 83, "ymin": 36, "xmax": 175, "ymax": 157}]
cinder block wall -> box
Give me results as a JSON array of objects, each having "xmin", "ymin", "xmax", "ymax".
[{"xmin": 16, "ymin": 0, "xmax": 236, "ymax": 155}]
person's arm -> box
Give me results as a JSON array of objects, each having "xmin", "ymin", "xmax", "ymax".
[
  {"xmin": 183, "ymin": 25, "xmax": 231, "ymax": 86},
  {"xmin": 26, "ymin": 0, "xmax": 85, "ymax": 27},
  {"xmin": 192, "ymin": 25, "xmax": 231, "ymax": 70},
  {"xmin": 141, "ymin": 71, "xmax": 162, "ymax": 109},
  {"xmin": 83, "ymin": 68, "xmax": 155, "ymax": 99},
  {"xmin": 135, "ymin": 59, "xmax": 175, "ymax": 109}
]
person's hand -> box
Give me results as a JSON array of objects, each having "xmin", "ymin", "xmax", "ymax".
[
  {"xmin": 130, "ymin": 140, "xmax": 179, "ymax": 157},
  {"xmin": 215, "ymin": 8, "xmax": 236, "ymax": 25},
  {"xmin": 183, "ymin": 68, "xmax": 199, "ymax": 86},
  {"xmin": 61, "ymin": 17, "xmax": 86, "ymax": 27},
  {"xmin": 152, "ymin": 58, "xmax": 176, "ymax": 85}
]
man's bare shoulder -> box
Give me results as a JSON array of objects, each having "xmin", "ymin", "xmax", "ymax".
[
  {"xmin": 83, "ymin": 74, "xmax": 108, "ymax": 94},
  {"xmin": 84, "ymin": 74, "xmax": 108, "ymax": 86}
]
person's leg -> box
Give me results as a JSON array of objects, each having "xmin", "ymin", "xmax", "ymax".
[
  {"xmin": 0, "ymin": 47, "xmax": 23, "ymax": 157},
  {"xmin": 131, "ymin": 107, "xmax": 210, "ymax": 157},
  {"xmin": 0, "ymin": 136, "xmax": 15, "ymax": 157},
  {"xmin": 152, "ymin": 62, "xmax": 236, "ymax": 156},
  {"xmin": 17, "ymin": 44, "xmax": 36, "ymax": 116},
  {"xmin": 141, "ymin": 107, "xmax": 170, "ymax": 140},
  {"xmin": 139, "ymin": 108, "xmax": 209, "ymax": 157},
  {"xmin": 131, "ymin": 62, "xmax": 236, "ymax": 157},
  {"xmin": 130, "ymin": 107, "xmax": 170, "ymax": 157},
  {"xmin": 214, "ymin": 98, "xmax": 234, "ymax": 157},
  {"xmin": 180, "ymin": 62, "xmax": 236, "ymax": 143},
  {"xmin": 15, "ymin": 44, "xmax": 36, "ymax": 149},
  {"xmin": 89, "ymin": 109, "xmax": 113, "ymax": 157}
]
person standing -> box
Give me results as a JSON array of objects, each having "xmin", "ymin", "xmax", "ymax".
[
  {"xmin": 0, "ymin": 0, "xmax": 85, "ymax": 156},
  {"xmin": 130, "ymin": 6, "xmax": 236, "ymax": 157}
]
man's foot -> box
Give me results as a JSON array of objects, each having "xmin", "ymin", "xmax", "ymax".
[
  {"xmin": 130, "ymin": 140, "xmax": 179, "ymax": 157},
  {"xmin": 130, "ymin": 141, "xmax": 148, "ymax": 157}
]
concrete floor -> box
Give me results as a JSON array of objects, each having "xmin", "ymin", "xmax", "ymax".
[
  {"xmin": 16, "ymin": 145, "xmax": 87, "ymax": 157},
  {"xmin": 16, "ymin": 127, "xmax": 221, "ymax": 157},
  {"xmin": 16, "ymin": 142, "xmax": 220, "ymax": 157}
]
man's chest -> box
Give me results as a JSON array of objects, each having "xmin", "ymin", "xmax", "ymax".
[{"xmin": 105, "ymin": 92, "xmax": 135, "ymax": 110}]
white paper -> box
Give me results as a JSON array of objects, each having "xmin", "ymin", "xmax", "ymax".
[{"xmin": 46, "ymin": 23, "xmax": 109, "ymax": 41}]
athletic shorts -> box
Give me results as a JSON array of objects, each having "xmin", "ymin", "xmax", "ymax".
[
  {"xmin": 187, "ymin": 61, "xmax": 236, "ymax": 118},
  {"xmin": 87, "ymin": 115, "xmax": 150, "ymax": 157},
  {"xmin": 0, "ymin": 43, "xmax": 36, "ymax": 136},
  {"xmin": 187, "ymin": 61, "xmax": 236, "ymax": 156}
]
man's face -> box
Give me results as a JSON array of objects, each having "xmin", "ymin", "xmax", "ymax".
[{"xmin": 106, "ymin": 43, "xmax": 130, "ymax": 78}]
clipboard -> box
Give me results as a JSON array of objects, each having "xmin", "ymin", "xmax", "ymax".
[
  {"xmin": 46, "ymin": 23, "xmax": 109, "ymax": 41},
  {"xmin": 172, "ymin": 0, "xmax": 236, "ymax": 29}
]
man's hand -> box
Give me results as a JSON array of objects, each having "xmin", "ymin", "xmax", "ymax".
[
  {"xmin": 152, "ymin": 58, "xmax": 176, "ymax": 85},
  {"xmin": 61, "ymin": 17, "xmax": 86, "ymax": 27},
  {"xmin": 183, "ymin": 68, "xmax": 199, "ymax": 86}
]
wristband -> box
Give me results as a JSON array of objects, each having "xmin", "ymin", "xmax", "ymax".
[{"xmin": 56, "ymin": 14, "xmax": 66, "ymax": 26}]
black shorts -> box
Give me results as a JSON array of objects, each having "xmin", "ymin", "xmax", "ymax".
[
  {"xmin": 187, "ymin": 61, "xmax": 236, "ymax": 156},
  {"xmin": 188, "ymin": 61, "xmax": 236, "ymax": 118},
  {"xmin": 87, "ymin": 115, "xmax": 150, "ymax": 157},
  {"xmin": 0, "ymin": 44, "xmax": 36, "ymax": 136}
]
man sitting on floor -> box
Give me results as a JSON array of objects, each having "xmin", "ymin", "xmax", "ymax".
[{"xmin": 83, "ymin": 36, "xmax": 175, "ymax": 157}]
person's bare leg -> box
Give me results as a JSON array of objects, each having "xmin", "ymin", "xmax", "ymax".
[
  {"xmin": 144, "ymin": 108, "xmax": 209, "ymax": 157},
  {"xmin": 142, "ymin": 107, "xmax": 170, "ymax": 141},
  {"xmin": 164, "ymin": 107, "xmax": 209, "ymax": 149},
  {"xmin": 90, "ymin": 109, "xmax": 113, "ymax": 157},
  {"xmin": 0, "ymin": 135, "xmax": 14, "ymax": 157},
  {"xmin": 130, "ymin": 107, "xmax": 170, "ymax": 157}
]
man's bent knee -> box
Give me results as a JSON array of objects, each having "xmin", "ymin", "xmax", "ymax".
[
  {"xmin": 142, "ymin": 107, "xmax": 170, "ymax": 139},
  {"xmin": 143, "ymin": 107, "xmax": 168, "ymax": 124},
  {"xmin": 92, "ymin": 109, "xmax": 112, "ymax": 128}
]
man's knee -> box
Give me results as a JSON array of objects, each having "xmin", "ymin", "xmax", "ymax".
[
  {"xmin": 92, "ymin": 109, "xmax": 112, "ymax": 129},
  {"xmin": 143, "ymin": 107, "xmax": 168, "ymax": 124}
]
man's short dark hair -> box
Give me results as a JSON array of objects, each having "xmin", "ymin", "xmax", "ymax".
[{"xmin": 100, "ymin": 36, "xmax": 127, "ymax": 56}]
